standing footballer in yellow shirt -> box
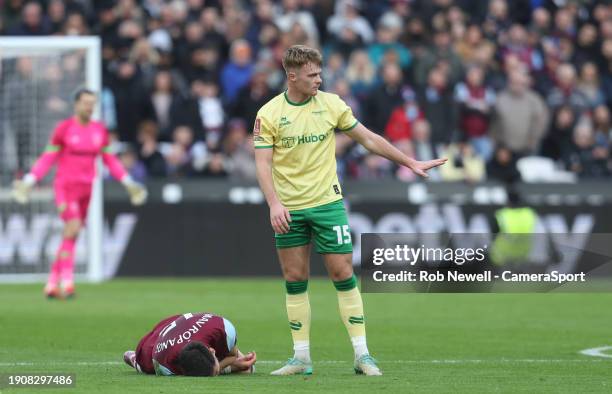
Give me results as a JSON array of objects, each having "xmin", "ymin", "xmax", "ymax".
[{"xmin": 254, "ymin": 45, "xmax": 447, "ymax": 376}]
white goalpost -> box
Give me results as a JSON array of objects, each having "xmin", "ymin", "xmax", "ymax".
[{"xmin": 0, "ymin": 36, "xmax": 103, "ymax": 283}]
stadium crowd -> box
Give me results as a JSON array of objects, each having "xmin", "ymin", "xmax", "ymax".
[{"xmin": 1, "ymin": 0, "xmax": 612, "ymax": 182}]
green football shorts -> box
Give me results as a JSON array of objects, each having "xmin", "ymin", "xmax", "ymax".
[{"xmin": 275, "ymin": 199, "xmax": 353, "ymax": 254}]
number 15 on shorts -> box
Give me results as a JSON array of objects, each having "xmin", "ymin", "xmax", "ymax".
[{"xmin": 333, "ymin": 225, "xmax": 351, "ymax": 244}]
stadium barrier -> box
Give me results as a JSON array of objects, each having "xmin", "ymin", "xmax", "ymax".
[
  {"xmin": 102, "ymin": 180, "xmax": 612, "ymax": 278},
  {"xmin": 2, "ymin": 180, "xmax": 612, "ymax": 279}
]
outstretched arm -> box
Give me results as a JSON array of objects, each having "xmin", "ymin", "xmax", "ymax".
[
  {"xmin": 344, "ymin": 123, "xmax": 447, "ymax": 177},
  {"xmin": 100, "ymin": 137, "xmax": 147, "ymax": 206},
  {"xmin": 30, "ymin": 146, "xmax": 61, "ymax": 181},
  {"xmin": 13, "ymin": 144, "xmax": 61, "ymax": 204}
]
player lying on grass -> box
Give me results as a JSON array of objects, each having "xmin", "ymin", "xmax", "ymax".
[
  {"xmin": 11, "ymin": 89, "xmax": 147, "ymax": 299},
  {"xmin": 123, "ymin": 312, "xmax": 256, "ymax": 376}
]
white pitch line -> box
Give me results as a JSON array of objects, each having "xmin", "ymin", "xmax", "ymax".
[
  {"xmin": 0, "ymin": 359, "xmax": 607, "ymax": 367},
  {"xmin": 580, "ymin": 346, "xmax": 612, "ymax": 359}
]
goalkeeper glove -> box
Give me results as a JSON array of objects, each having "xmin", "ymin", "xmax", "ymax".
[
  {"xmin": 11, "ymin": 173, "xmax": 37, "ymax": 204},
  {"xmin": 121, "ymin": 176, "xmax": 148, "ymax": 206}
]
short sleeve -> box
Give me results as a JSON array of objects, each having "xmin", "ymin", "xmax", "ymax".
[
  {"xmin": 253, "ymin": 113, "xmax": 276, "ymax": 149},
  {"xmin": 153, "ymin": 359, "xmax": 174, "ymax": 376},
  {"xmin": 222, "ymin": 318, "xmax": 237, "ymax": 351},
  {"xmin": 334, "ymin": 95, "xmax": 358, "ymax": 132}
]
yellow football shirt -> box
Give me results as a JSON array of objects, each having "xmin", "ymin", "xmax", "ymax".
[{"xmin": 254, "ymin": 90, "xmax": 358, "ymax": 210}]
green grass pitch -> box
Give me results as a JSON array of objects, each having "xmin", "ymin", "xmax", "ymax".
[{"xmin": 0, "ymin": 279, "xmax": 611, "ymax": 393}]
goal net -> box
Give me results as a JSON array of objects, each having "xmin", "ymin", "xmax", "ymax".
[{"xmin": 0, "ymin": 37, "xmax": 103, "ymax": 283}]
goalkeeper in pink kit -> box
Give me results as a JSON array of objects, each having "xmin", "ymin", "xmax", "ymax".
[{"xmin": 12, "ymin": 89, "xmax": 147, "ymax": 298}]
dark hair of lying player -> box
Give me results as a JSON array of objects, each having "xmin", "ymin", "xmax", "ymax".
[{"xmin": 177, "ymin": 341, "xmax": 220, "ymax": 376}]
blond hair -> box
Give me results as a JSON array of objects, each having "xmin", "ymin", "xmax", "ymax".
[{"xmin": 281, "ymin": 45, "xmax": 322, "ymax": 72}]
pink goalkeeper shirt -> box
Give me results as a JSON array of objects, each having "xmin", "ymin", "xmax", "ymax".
[{"xmin": 30, "ymin": 117, "xmax": 127, "ymax": 184}]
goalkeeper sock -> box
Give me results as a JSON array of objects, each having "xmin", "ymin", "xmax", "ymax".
[
  {"xmin": 286, "ymin": 280, "xmax": 311, "ymax": 362},
  {"xmin": 334, "ymin": 274, "xmax": 369, "ymax": 359},
  {"xmin": 57, "ymin": 238, "xmax": 76, "ymax": 287},
  {"xmin": 47, "ymin": 261, "xmax": 61, "ymax": 289}
]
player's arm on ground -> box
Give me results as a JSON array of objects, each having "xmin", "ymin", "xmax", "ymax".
[
  {"xmin": 253, "ymin": 115, "xmax": 291, "ymax": 234},
  {"xmin": 12, "ymin": 121, "xmax": 66, "ymax": 203},
  {"xmin": 344, "ymin": 123, "xmax": 447, "ymax": 177},
  {"xmin": 222, "ymin": 346, "xmax": 256, "ymax": 374},
  {"xmin": 99, "ymin": 129, "xmax": 148, "ymax": 206}
]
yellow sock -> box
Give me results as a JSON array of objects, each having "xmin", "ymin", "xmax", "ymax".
[
  {"xmin": 335, "ymin": 275, "xmax": 369, "ymax": 358},
  {"xmin": 286, "ymin": 281, "xmax": 311, "ymax": 361}
]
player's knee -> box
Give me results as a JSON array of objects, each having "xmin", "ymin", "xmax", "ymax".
[
  {"xmin": 329, "ymin": 266, "xmax": 353, "ymax": 282},
  {"xmin": 283, "ymin": 270, "xmax": 308, "ymax": 282},
  {"xmin": 63, "ymin": 220, "xmax": 82, "ymax": 238}
]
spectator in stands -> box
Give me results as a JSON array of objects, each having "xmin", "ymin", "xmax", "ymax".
[
  {"xmin": 3, "ymin": 0, "xmax": 612, "ymax": 181},
  {"xmin": 149, "ymin": 70, "xmax": 186, "ymax": 141},
  {"xmin": 454, "ymin": 65, "xmax": 496, "ymax": 161},
  {"xmin": 574, "ymin": 23, "xmax": 600, "ymax": 66},
  {"xmin": 547, "ymin": 63, "xmax": 590, "ymax": 117},
  {"xmin": 0, "ymin": 0, "xmax": 25, "ymax": 33},
  {"xmin": 395, "ymin": 119, "xmax": 441, "ymax": 182},
  {"xmin": 541, "ymin": 105, "xmax": 576, "ymax": 164},
  {"xmin": 110, "ymin": 59, "xmax": 153, "ymax": 143},
  {"xmin": 327, "ymin": 0, "xmax": 374, "ymax": 47},
  {"xmin": 601, "ymin": 38, "xmax": 612, "ymax": 108},
  {"xmin": 367, "ymin": 13, "xmax": 411, "ymax": 70},
  {"xmin": 576, "ymin": 61, "xmax": 605, "ymax": 108},
  {"xmin": 275, "ymin": 0, "xmax": 320, "ymax": 47},
  {"xmin": 245, "ymin": 0, "xmax": 275, "ymax": 52},
  {"xmin": 231, "ymin": 66, "xmax": 277, "ymax": 129},
  {"xmin": 491, "ymin": 70, "xmax": 549, "ymax": 156},
  {"xmin": 414, "ymin": 29, "xmax": 463, "ymax": 86},
  {"xmin": 63, "ymin": 11, "xmax": 88, "ymax": 36},
  {"xmin": 593, "ymin": 105, "xmax": 612, "ymax": 144},
  {"xmin": 118, "ymin": 146, "xmax": 147, "ymax": 183},
  {"xmin": 183, "ymin": 44, "xmax": 222, "ymax": 83},
  {"xmin": 552, "ymin": 7, "xmax": 576, "ymax": 40},
  {"xmin": 220, "ymin": 39, "xmax": 254, "ymax": 105},
  {"xmin": 137, "ymin": 120, "xmax": 167, "ymax": 178},
  {"xmin": 162, "ymin": 125, "xmax": 207, "ymax": 177},
  {"xmin": 192, "ymin": 78, "xmax": 225, "ymax": 150},
  {"xmin": 487, "ymin": 145, "xmax": 520, "ymax": 184},
  {"xmin": 455, "ymin": 24, "xmax": 495, "ymax": 67},
  {"xmin": 332, "ymin": 78, "xmax": 359, "ymax": 119},
  {"xmin": 567, "ymin": 120, "xmax": 610, "ymax": 178},
  {"xmin": 439, "ymin": 140, "xmax": 486, "ymax": 183},
  {"xmin": 345, "ymin": 49, "xmax": 376, "ymax": 101},
  {"xmin": 417, "ymin": 66, "xmax": 458, "ymax": 147},
  {"xmin": 483, "ymin": 0, "xmax": 511, "ymax": 42},
  {"xmin": 530, "ymin": 8, "xmax": 551, "ymax": 37},
  {"xmin": 365, "ymin": 62, "xmax": 407, "ymax": 135},
  {"xmin": 175, "ymin": 20, "xmax": 206, "ymax": 75},
  {"xmin": 8, "ymin": 1, "xmax": 51, "ymax": 35},
  {"xmin": 129, "ymin": 38, "xmax": 160, "ymax": 88},
  {"xmin": 4, "ymin": 57, "xmax": 47, "ymax": 171},
  {"xmin": 500, "ymin": 24, "xmax": 542, "ymax": 72},
  {"xmin": 385, "ymin": 87, "xmax": 422, "ymax": 144},
  {"xmin": 322, "ymin": 51, "xmax": 345, "ymax": 91},
  {"xmin": 41, "ymin": 62, "xmax": 70, "ymax": 128},
  {"xmin": 223, "ymin": 119, "xmax": 256, "ymax": 181},
  {"xmin": 48, "ymin": 0, "xmax": 66, "ymax": 34}
]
